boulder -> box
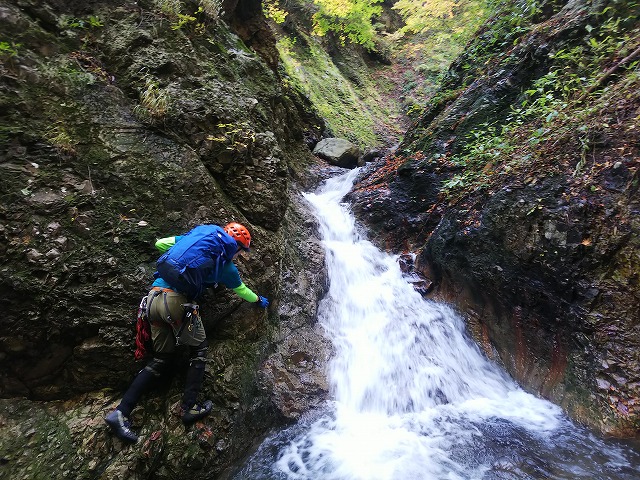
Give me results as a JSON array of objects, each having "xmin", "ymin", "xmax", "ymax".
[
  {"xmin": 359, "ymin": 147, "xmax": 384, "ymax": 166},
  {"xmin": 313, "ymin": 138, "xmax": 360, "ymax": 168}
]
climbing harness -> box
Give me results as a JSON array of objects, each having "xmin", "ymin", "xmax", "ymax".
[
  {"xmin": 134, "ymin": 295, "xmax": 152, "ymax": 360},
  {"xmin": 175, "ymin": 303, "xmax": 200, "ymax": 346},
  {"xmin": 138, "ymin": 288, "xmax": 202, "ymax": 349},
  {"xmin": 148, "ymin": 287, "xmax": 201, "ymax": 346}
]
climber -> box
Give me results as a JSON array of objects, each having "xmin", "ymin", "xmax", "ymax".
[{"xmin": 105, "ymin": 223, "xmax": 269, "ymax": 443}]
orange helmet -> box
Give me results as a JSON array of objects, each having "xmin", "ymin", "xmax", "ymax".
[{"xmin": 224, "ymin": 222, "xmax": 251, "ymax": 251}]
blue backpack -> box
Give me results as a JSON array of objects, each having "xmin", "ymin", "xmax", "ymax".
[{"xmin": 155, "ymin": 225, "xmax": 238, "ymax": 299}]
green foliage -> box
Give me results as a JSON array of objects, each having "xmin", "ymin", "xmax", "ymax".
[
  {"xmin": 277, "ymin": 34, "xmax": 397, "ymax": 146},
  {"xmin": 393, "ymin": 0, "xmax": 486, "ymax": 35},
  {"xmin": 387, "ymin": 0, "xmax": 488, "ymax": 118},
  {"xmin": 454, "ymin": 0, "xmax": 543, "ymax": 77},
  {"xmin": 509, "ymin": 9, "xmax": 638, "ymax": 128},
  {"xmin": 87, "ymin": 16, "xmax": 104, "ymax": 28},
  {"xmin": 264, "ymin": 0, "xmax": 288, "ymax": 24},
  {"xmin": 63, "ymin": 15, "xmax": 104, "ymax": 29},
  {"xmin": 439, "ymin": 1, "xmax": 640, "ymax": 198},
  {"xmin": 208, "ymin": 122, "xmax": 256, "ymax": 152},
  {"xmin": 44, "ymin": 125, "xmax": 78, "ymax": 156},
  {"xmin": 171, "ymin": 10, "xmax": 199, "ymax": 30},
  {"xmin": 154, "ymin": 0, "xmax": 216, "ymax": 31},
  {"xmin": 133, "ymin": 77, "xmax": 170, "ymax": 122},
  {"xmin": 439, "ymin": 123, "xmax": 512, "ymax": 195},
  {"xmin": 457, "ymin": 125, "xmax": 515, "ymax": 167},
  {"xmin": 312, "ymin": 0, "xmax": 383, "ymax": 50},
  {"xmin": 394, "ymin": 0, "xmax": 458, "ymax": 25},
  {"xmin": 0, "ymin": 41, "xmax": 20, "ymax": 58}
]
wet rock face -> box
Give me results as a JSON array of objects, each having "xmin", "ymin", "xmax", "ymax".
[
  {"xmin": 0, "ymin": 0, "xmax": 327, "ymax": 477},
  {"xmin": 349, "ymin": 0, "xmax": 640, "ymax": 436},
  {"xmin": 261, "ymin": 192, "xmax": 332, "ymax": 419},
  {"xmin": 422, "ymin": 172, "xmax": 640, "ymax": 436}
]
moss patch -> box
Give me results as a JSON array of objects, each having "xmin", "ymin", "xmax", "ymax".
[{"xmin": 277, "ymin": 32, "xmax": 400, "ymax": 148}]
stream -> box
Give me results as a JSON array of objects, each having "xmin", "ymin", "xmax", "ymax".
[{"xmin": 233, "ymin": 169, "xmax": 640, "ymax": 480}]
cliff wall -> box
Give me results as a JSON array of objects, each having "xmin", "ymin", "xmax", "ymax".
[
  {"xmin": 0, "ymin": 0, "xmax": 330, "ymax": 477},
  {"xmin": 349, "ymin": 0, "xmax": 640, "ymax": 437}
]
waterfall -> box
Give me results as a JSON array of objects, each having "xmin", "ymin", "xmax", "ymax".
[{"xmin": 234, "ymin": 169, "xmax": 639, "ymax": 480}]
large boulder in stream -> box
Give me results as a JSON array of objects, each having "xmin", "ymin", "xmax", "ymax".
[
  {"xmin": 313, "ymin": 137, "xmax": 361, "ymax": 169},
  {"xmin": 349, "ymin": 0, "xmax": 640, "ymax": 437}
]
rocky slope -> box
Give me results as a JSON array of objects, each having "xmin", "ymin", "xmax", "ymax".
[
  {"xmin": 0, "ymin": 0, "xmax": 333, "ymax": 478},
  {"xmin": 2, "ymin": 0, "xmax": 638, "ymax": 477},
  {"xmin": 349, "ymin": 0, "xmax": 639, "ymax": 437}
]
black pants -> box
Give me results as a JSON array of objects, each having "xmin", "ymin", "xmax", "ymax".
[{"xmin": 117, "ymin": 339, "xmax": 209, "ymax": 417}]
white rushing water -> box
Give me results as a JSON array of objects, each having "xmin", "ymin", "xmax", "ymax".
[{"xmin": 234, "ymin": 169, "xmax": 639, "ymax": 480}]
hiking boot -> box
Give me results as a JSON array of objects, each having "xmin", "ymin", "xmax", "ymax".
[
  {"xmin": 105, "ymin": 409, "xmax": 139, "ymax": 443},
  {"xmin": 181, "ymin": 400, "xmax": 213, "ymax": 425}
]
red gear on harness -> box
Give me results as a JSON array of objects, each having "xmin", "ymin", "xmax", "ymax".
[{"xmin": 134, "ymin": 296, "xmax": 152, "ymax": 360}]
